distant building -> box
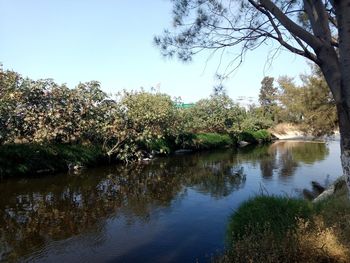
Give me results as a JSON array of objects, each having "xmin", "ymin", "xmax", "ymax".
[{"xmin": 176, "ymin": 103, "xmax": 195, "ymax": 109}]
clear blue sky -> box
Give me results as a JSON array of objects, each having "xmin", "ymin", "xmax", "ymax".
[{"xmin": 0, "ymin": 0, "xmax": 309, "ymax": 103}]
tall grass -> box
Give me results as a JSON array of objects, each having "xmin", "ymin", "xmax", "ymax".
[{"xmin": 220, "ymin": 181, "xmax": 350, "ymax": 262}]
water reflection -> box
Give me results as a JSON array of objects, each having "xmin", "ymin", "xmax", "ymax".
[{"xmin": 0, "ymin": 140, "xmax": 333, "ymax": 262}]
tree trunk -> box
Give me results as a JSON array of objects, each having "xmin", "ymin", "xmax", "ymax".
[
  {"xmin": 333, "ymin": 0, "xmax": 350, "ymax": 198},
  {"xmin": 337, "ymin": 104, "xmax": 350, "ymax": 198}
]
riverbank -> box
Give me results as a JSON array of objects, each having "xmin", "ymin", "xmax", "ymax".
[
  {"xmin": 220, "ymin": 178, "xmax": 350, "ymax": 262},
  {"xmin": 269, "ymin": 123, "xmax": 314, "ymax": 140},
  {"xmin": 269, "ymin": 123, "xmax": 339, "ymax": 140},
  {"xmin": 0, "ymin": 143, "xmax": 107, "ymax": 178},
  {"xmin": 0, "ymin": 130, "xmax": 272, "ymax": 178}
]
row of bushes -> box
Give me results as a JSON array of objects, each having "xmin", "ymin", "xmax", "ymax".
[{"xmin": 0, "ymin": 68, "xmax": 273, "ymax": 163}]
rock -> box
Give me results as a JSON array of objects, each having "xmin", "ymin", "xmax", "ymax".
[
  {"xmin": 36, "ymin": 168, "xmax": 54, "ymax": 174},
  {"xmin": 238, "ymin": 141, "xmax": 250, "ymax": 147},
  {"xmin": 68, "ymin": 163, "xmax": 84, "ymax": 171},
  {"xmin": 174, "ymin": 149, "xmax": 193, "ymax": 154},
  {"xmin": 312, "ymin": 185, "xmax": 335, "ymax": 203},
  {"xmin": 311, "ymin": 176, "xmax": 346, "ymax": 203}
]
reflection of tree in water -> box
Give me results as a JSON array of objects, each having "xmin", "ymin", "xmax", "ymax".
[
  {"xmin": 0, "ymin": 150, "xmax": 245, "ymax": 262},
  {"xmin": 236, "ymin": 141, "xmax": 329, "ymax": 179},
  {"xmin": 187, "ymin": 160, "xmax": 246, "ymax": 198},
  {"xmin": 235, "ymin": 145, "xmax": 277, "ymax": 178},
  {"xmin": 278, "ymin": 148, "xmax": 299, "ymax": 177},
  {"xmin": 273, "ymin": 141, "xmax": 328, "ymax": 178}
]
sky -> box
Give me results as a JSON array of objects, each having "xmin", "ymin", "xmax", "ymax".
[{"xmin": 0, "ymin": 0, "xmax": 309, "ymax": 104}]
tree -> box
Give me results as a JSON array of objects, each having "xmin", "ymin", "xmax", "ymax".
[
  {"xmin": 278, "ymin": 76, "xmax": 306, "ymax": 123},
  {"xmin": 155, "ymin": 0, "xmax": 350, "ymax": 197},
  {"xmin": 300, "ymin": 66, "xmax": 337, "ymax": 136},
  {"xmin": 102, "ymin": 90, "xmax": 181, "ymax": 161},
  {"xmin": 183, "ymin": 93, "xmax": 245, "ymax": 134},
  {"xmin": 259, "ymin": 76, "xmax": 278, "ymax": 121},
  {"xmin": 277, "ymin": 68, "xmax": 337, "ymax": 136}
]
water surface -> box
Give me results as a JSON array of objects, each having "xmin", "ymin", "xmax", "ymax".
[{"xmin": 0, "ymin": 140, "xmax": 342, "ymax": 262}]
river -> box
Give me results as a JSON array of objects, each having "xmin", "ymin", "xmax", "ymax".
[{"xmin": 0, "ymin": 140, "xmax": 342, "ymax": 262}]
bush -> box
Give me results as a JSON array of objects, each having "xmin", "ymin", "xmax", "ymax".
[
  {"xmin": 181, "ymin": 94, "xmax": 245, "ymax": 134},
  {"xmin": 143, "ymin": 138, "xmax": 172, "ymax": 154}
]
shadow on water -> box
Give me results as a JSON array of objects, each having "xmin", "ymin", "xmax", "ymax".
[{"xmin": 0, "ymin": 140, "xmax": 337, "ymax": 262}]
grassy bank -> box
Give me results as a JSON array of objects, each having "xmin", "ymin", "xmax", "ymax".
[
  {"xmin": 0, "ymin": 143, "xmax": 106, "ymax": 178},
  {"xmin": 237, "ymin": 129, "xmax": 272, "ymax": 144},
  {"xmin": 147, "ymin": 130, "xmax": 272, "ymax": 153},
  {"xmin": 177, "ymin": 133, "xmax": 234, "ymax": 150},
  {"xmin": 220, "ymin": 180, "xmax": 350, "ymax": 262}
]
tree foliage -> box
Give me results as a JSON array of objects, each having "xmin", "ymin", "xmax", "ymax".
[
  {"xmin": 1, "ymin": 68, "xmax": 272, "ymax": 161},
  {"xmin": 101, "ymin": 90, "xmax": 181, "ymax": 160},
  {"xmin": 182, "ymin": 93, "xmax": 245, "ymax": 134},
  {"xmin": 154, "ymin": 0, "xmax": 346, "ymax": 140},
  {"xmin": 155, "ymin": 0, "xmax": 339, "ymax": 70},
  {"xmin": 301, "ymin": 67, "xmax": 337, "ymax": 136},
  {"xmin": 259, "ymin": 76, "xmax": 278, "ymax": 121},
  {"xmin": 276, "ymin": 66, "xmax": 337, "ymax": 136}
]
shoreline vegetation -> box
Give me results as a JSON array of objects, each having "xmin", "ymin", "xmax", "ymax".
[
  {"xmin": 219, "ymin": 178, "xmax": 350, "ymax": 263},
  {"xmin": 0, "ymin": 130, "xmax": 272, "ymax": 179}
]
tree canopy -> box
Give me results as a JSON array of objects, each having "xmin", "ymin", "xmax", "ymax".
[
  {"xmin": 155, "ymin": 0, "xmax": 350, "ymax": 195},
  {"xmin": 155, "ymin": 0, "xmax": 341, "ymax": 99}
]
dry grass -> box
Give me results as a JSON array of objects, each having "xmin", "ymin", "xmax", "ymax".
[
  {"xmin": 220, "ymin": 220, "xmax": 349, "ymax": 263},
  {"xmin": 296, "ymin": 217, "xmax": 350, "ymax": 262}
]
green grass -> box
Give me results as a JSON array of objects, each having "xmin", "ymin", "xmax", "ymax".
[
  {"xmin": 0, "ymin": 143, "xmax": 105, "ymax": 178},
  {"xmin": 238, "ymin": 129, "xmax": 272, "ymax": 144},
  {"xmin": 221, "ymin": 181, "xmax": 350, "ymax": 262},
  {"xmin": 174, "ymin": 132, "xmax": 234, "ymax": 150},
  {"xmin": 227, "ymin": 196, "xmax": 313, "ymax": 244},
  {"xmin": 193, "ymin": 133, "xmax": 233, "ymax": 150}
]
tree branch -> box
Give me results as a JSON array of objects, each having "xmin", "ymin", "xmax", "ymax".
[{"xmin": 259, "ymin": 0, "xmax": 322, "ymax": 50}]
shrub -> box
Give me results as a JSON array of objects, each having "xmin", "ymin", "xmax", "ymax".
[
  {"xmin": 143, "ymin": 138, "xmax": 172, "ymax": 154},
  {"xmin": 182, "ymin": 94, "xmax": 245, "ymax": 134}
]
